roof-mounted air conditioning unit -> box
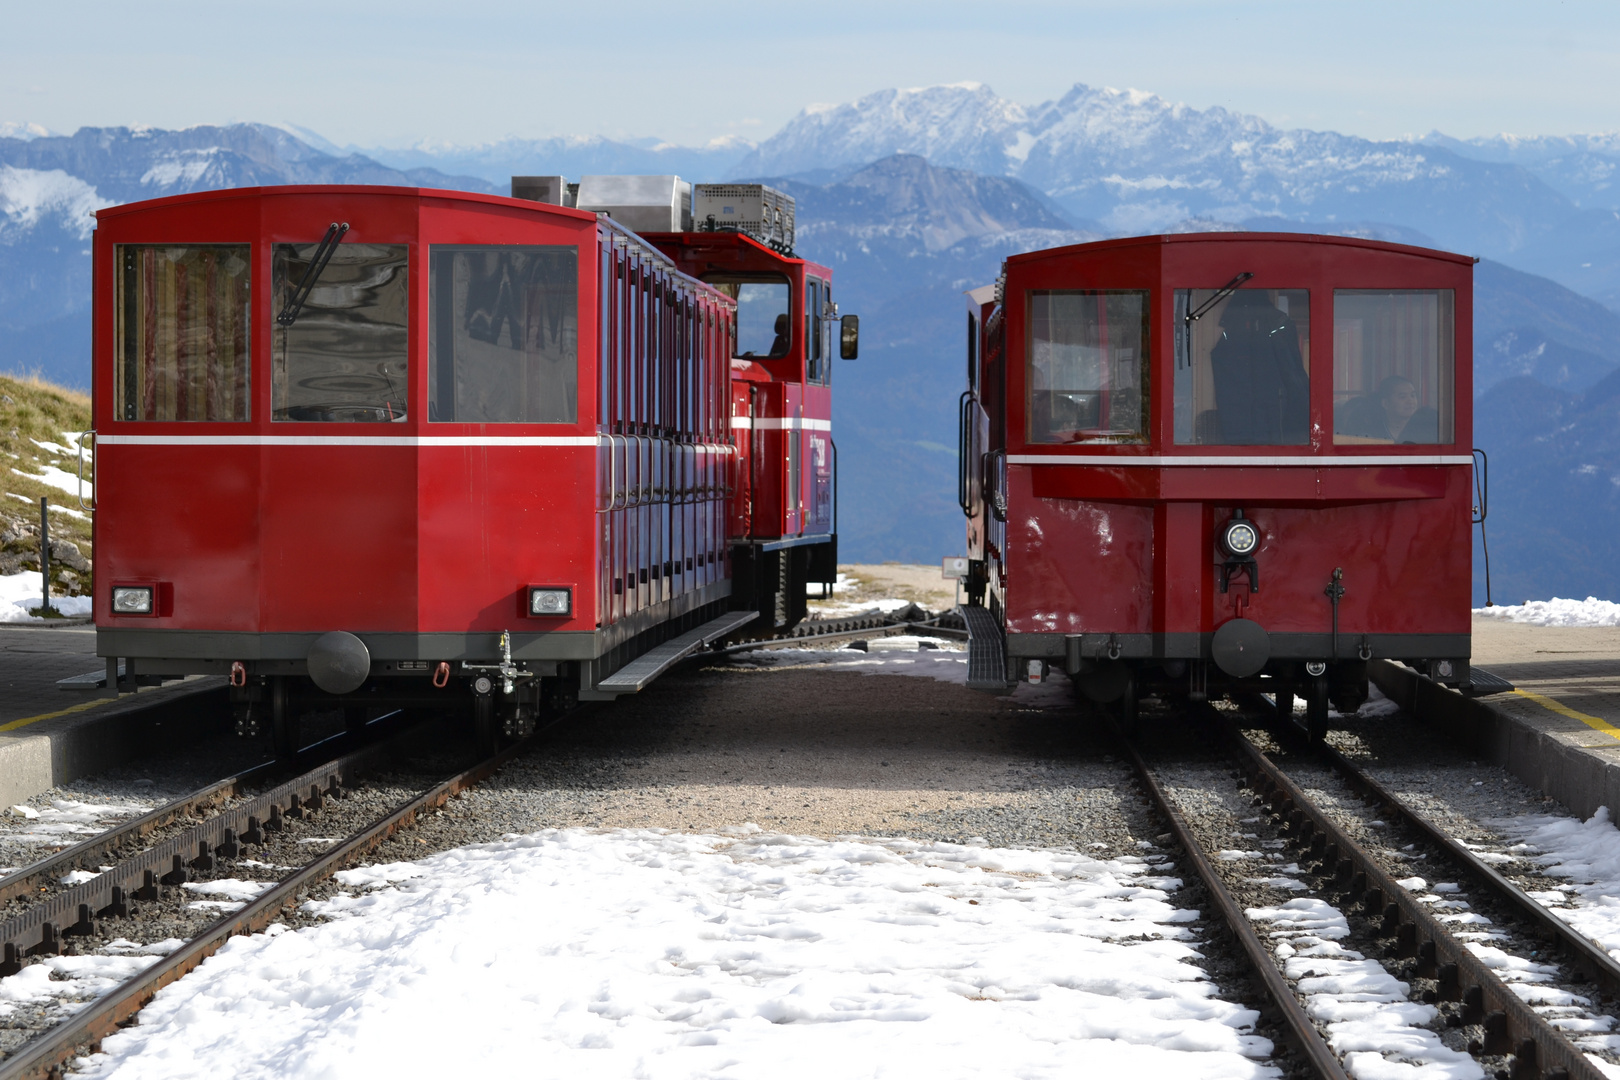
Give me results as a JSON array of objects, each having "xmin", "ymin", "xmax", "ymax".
[
  {"xmin": 693, "ymin": 184, "xmax": 794, "ymax": 253},
  {"xmin": 575, "ymin": 175, "xmax": 691, "ymax": 233}
]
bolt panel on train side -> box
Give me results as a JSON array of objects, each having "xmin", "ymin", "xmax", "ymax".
[
  {"xmin": 955, "ymin": 233, "xmax": 1478, "ymax": 738},
  {"xmin": 87, "ymin": 181, "xmax": 856, "ymax": 754}
]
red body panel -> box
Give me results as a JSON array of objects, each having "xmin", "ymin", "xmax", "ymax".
[{"xmin": 91, "ymin": 187, "xmax": 739, "ymax": 652}]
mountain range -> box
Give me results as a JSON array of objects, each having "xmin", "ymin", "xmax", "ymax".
[{"xmin": 6, "ymin": 83, "xmax": 1620, "ymax": 601}]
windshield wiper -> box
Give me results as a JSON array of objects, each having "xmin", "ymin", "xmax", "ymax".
[
  {"xmin": 1184, "ymin": 271, "xmax": 1253, "ymax": 324},
  {"xmin": 276, "ymin": 222, "xmax": 349, "ymax": 325}
]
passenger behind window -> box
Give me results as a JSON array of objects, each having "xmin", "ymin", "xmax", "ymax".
[
  {"xmin": 1334, "ymin": 376, "xmax": 1438, "ymax": 444},
  {"xmin": 1209, "ymin": 292, "xmax": 1309, "ymax": 445},
  {"xmin": 768, "ymin": 314, "xmax": 790, "ymax": 358}
]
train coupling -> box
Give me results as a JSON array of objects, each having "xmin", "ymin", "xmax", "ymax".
[{"xmin": 460, "ymin": 630, "xmax": 532, "ymax": 696}]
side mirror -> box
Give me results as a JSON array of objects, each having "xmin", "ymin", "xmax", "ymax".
[{"xmin": 840, "ymin": 314, "xmax": 859, "ymax": 360}]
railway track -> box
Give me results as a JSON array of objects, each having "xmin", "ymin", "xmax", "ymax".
[
  {"xmin": 0, "ymin": 718, "xmax": 523, "ymax": 1079},
  {"xmin": 1248, "ymin": 702, "xmax": 1620, "ymax": 1076},
  {"xmin": 717, "ymin": 608, "xmax": 967, "ymax": 654},
  {"xmin": 1119, "ymin": 695, "xmax": 1617, "ymax": 1080}
]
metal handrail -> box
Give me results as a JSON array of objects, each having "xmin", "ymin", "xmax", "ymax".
[{"xmin": 75, "ymin": 430, "xmax": 95, "ymax": 511}]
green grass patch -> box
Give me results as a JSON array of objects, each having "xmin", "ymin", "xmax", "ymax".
[{"xmin": 0, "ymin": 373, "xmax": 93, "ymax": 595}]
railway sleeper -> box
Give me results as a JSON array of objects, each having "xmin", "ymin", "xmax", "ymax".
[{"xmin": 1227, "ymin": 733, "xmax": 1603, "ymax": 1080}]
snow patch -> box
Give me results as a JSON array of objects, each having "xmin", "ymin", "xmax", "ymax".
[
  {"xmin": 1475, "ymin": 597, "xmax": 1620, "ymax": 627},
  {"xmin": 0, "ymin": 572, "xmax": 92, "ymax": 622},
  {"xmin": 75, "ymin": 828, "xmax": 1277, "ymax": 1079}
]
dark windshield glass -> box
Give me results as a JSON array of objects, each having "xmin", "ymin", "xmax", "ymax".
[
  {"xmin": 428, "ymin": 246, "xmax": 578, "ymax": 423},
  {"xmin": 706, "ymin": 278, "xmax": 790, "ymax": 359},
  {"xmin": 1174, "ymin": 289, "xmax": 1310, "ymax": 445},
  {"xmin": 272, "ymin": 243, "xmax": 408, "ymax": 422}
]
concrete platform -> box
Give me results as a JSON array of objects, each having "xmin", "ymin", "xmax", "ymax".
[
  {"xmin": 1370, "ymin": 615, "xmax": 1620, "ymax": 819},
  {"xmin": 0, "ymin": 623, "xmax": 226, "ymax": 806}
]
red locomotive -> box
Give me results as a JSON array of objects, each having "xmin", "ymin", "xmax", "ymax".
[
  {"xmin": 89, "ymin": 179, "xmax": 855, "ymax": 754},
  {"xmin": 957, "ymin": 233, "xmax": 1475, "ymax": 738}
]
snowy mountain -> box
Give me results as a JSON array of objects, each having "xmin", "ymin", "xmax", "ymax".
[
  {"xmin": 0, "ymin": 124, "xmax": 491, "ymax": 386},
  {"xmin": 356, "ymin": 135, "xmax": 752, "ymax": 189},
  {"xmin": 736, "ymin": 83, "xmax": 1581, "ymax": 266}
]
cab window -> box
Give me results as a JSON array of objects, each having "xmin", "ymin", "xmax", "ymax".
[
  {"xmin": 428, "ymin": 246, "xmax": 578, "ymax": 423},
  {"xmin": 272, "ymin": 243, "xmax": 408, "ymax": 422},
  {"xmin": 1027, "ymin": 290, "xmax": 1148, "ymax": 444},
  {"xmin": 1174, "ymin": 289, "xmax": 1310, "ymax": 445},
  {"xmin": 115, "ymin": 244, "xmax": 251, "ymax": 422},
  {"xmin": 706, "ymin": 276, "xmax": 790, "ymax": 359},
  {"xmin": 1333, "ymin": 290, "xmax": 1454, "ymax": 445}
]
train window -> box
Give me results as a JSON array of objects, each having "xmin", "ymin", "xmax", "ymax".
[
  {"xmin": 706, "ymin": 277, "xmax": 790, "ymax": 360},
  {"xmin": 427, "ymin": 246, "xmax": 578, "ymax": 424},
  {"xmin": 1027, "ymin": 290, "xmax": 1149, "ymax": 444},
  {"xmin": 272, "ymin": 244, "xmax": 408, "ymax": 422},
  {"xmin": 967, "ymin": 312, "xmax": 978, "ymax": 391},
  {"xmin": 115, "ymin": 245, "xmax": 251, "ymax": 422},
  {"xmin": 1333, "ymin": 290, "xmax": 1454, "ymax": 445},
  {"xmin": 805, "ymin": 278, "xmax": 823, "ymax": 382},
  {"xmin": 1173, "ymin": 289, "xmax": 1310, "ymax": 445}
]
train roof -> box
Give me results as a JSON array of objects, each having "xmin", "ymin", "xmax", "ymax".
[
  {"xmin": 1003, "ymin": 231, "xmax": 1477, "ymax": 269},
  {"xmin": 93, "ymin": 184, "xmax": 598, "ymax": 223}
]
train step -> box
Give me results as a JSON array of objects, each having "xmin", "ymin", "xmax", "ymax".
[
  {"xmin": 960, "ymin": 606, "xmax": 1013, "ymax": 694},
  {"xmin": 1464, "ymin": 666, "xmax": 1515, "ymax": 697},
  {"xmin": 595, "ymin": 611, "xmax": 760, "ymax": 695}
]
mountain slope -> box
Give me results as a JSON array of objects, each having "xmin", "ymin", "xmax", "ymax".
[
  {"xmin": 0, "ymin": 125, "xmax": 492, "ymax": 386},
  {"xmin": 737, "ymin": 83, "xmax": 1577, "ymax": 262}
]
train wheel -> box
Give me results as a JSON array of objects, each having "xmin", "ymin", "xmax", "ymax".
[
  {"xmin": 1274, "ymin": 689, "xmax": 1295, "ymax": 727},
  {"xmin": 1116, "ymin": 671, "xmax": 1140, "ymax": 738},
  {"xmin": 473, "ymin": 694, "xmax": 498, "ymax": 758},
  {"xmin": 1305, "ymin": 675, "xmax": 1330, "ymax": 746},
  {"xmin": 270, "ymin": 678, "xmax": 300, "ymax": 761},
  {"xmin": 344, "ymin": 706, "xmax": 369, "ymax": 737}
]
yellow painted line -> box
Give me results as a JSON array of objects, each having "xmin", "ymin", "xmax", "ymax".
[
  {"xmin": 0, "ymin": 695, "xmax": 117, "ymax": 733},
  {"xmin": 1512, "ymin": 688, "xmax": 1620, "ymax": 743}
]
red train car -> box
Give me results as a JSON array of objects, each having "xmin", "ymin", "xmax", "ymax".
[
  {"xmin": 88, "ymin": 183, "xmax": 853, "ymax": 754},
  {"xmin": 957, "ymin": 233, "xmax": 1476, "ymax": 738}
]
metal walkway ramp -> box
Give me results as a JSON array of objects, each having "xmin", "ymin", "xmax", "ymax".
[
  {"xmin": 595, "ymin": 611, "xmax": 759, "ymax": 695},
  {"xmin": 1465, "ymin": 666, "xmax": 1515, "ymax": 697},
  {"xmin": 960, "ymin": 605, "xmax": 1012, "ymax": 693}
]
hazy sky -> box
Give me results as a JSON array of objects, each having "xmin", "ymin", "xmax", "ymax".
[{"xmin": 3, "ymin": 1, "xmax": 1615, "ymax": 148}]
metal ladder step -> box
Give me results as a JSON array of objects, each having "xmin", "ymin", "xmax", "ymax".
[
  {"xmin": 960, "ymin": 605, "xmax": 1012, "ymax": 693},
  {"xmin": 595, "ymin": 611, "xmax": 760, "ymax": 694}
]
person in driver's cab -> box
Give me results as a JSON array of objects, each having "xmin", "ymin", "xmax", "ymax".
[{"xmin": 1336, "ymin": 375, "xmax": 1438, "ymax": 443}]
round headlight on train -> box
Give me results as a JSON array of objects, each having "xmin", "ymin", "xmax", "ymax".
[{"xmin": 1220, "ymin": 512, "xmax": 1260, "ymax": 557}]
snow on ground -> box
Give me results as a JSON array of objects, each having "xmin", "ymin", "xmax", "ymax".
[
  {"xmin": 7, "ymin": 491, "xmax": 87, "ymax": 519},
  {"xmin": 4, "ymin": 798, "xmax": 148, "ymax": 845},
  {"xmin": 721, "ymin": 635, "xmax": 1076, "ymax": 708},
  {"xmin": 1474, "ymin": 597, "xmax": 1620, "ymax": 627},
  {"xmin": 0, "ymin": 570, "xmax": 92, "ymax": 621},
  {"xmin": 1247, "ymin": 897, "xmax": 1482, "ymax": 1080},
  {"xmin": 1490, "ymin": 808, "xmax": 1620, "ymax": 961},
  {"xmin": 73, "ymin": 828, "xmax": 1278, "ymax": 1080},
  {"xmin": 12, "ymin": 461, "xmax": 83, "ymax": 499}
]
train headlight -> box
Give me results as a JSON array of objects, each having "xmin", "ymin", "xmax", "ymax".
[
  {"xmin": 527, "ymin": 587, "xmax": 571, "ymax": 617},
  {"xmin": 1220, "ymin": 512, "xmax": 1260, "ymax": 557},
  {"xmin": 111, "ymin": 586, "xmax": 153, "ymax": 614}
]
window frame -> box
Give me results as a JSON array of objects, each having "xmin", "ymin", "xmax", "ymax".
[
  {"xmin": 1023, "ymin": 288, "xmax": 1151, "ymax": 446},
  {"xmin": 114, "ymin": 242, "xmax": 253, "ymax": 424}
]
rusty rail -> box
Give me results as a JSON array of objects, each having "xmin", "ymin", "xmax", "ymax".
[
  {"xmin": 1229, "ymin": 721, "xmax": 1599, "ymax": 1080},
  {"xmin": 1113, "ymin": 732, "xmax": 1352, "ymax": 1080},
  {"xmin": 0, "ymin": 738, "xmax": 524, "ymax": 1080},
  {"xmin": 0, "ymin": 718, "xmax": 404, "ymax": 912}
]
